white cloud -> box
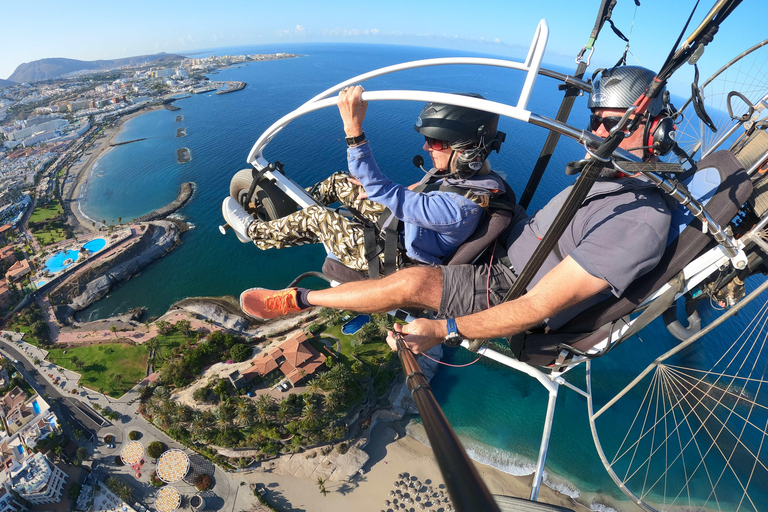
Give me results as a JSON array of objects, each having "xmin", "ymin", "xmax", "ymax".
[
  {"xmin": 277, "ymin": 29, "xmax": 291, "ymax": 37},
  {"xmin": 494, "ymin": 38, "xmax": 502, "ymax": 44},
  {"xmin": 295, "ymin": 24, "xmax": 305, "ymax": 33}
]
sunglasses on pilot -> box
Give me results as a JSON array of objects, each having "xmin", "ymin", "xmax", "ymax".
[
  {"xmin": 587, "ymin": 115, "xmax": 626, "ymax": 133},
  {"xmin": 424, "ymin": 136, "xmax": 451, "ymax": 150}
]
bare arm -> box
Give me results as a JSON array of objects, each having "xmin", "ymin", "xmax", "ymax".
[{"xmin": 387, "ymin": 256, "xmax": 610, "ymax": 353}]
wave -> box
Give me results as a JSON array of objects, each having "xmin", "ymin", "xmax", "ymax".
[
  {"xmin": 406, "ymin": 421, "xmax": 629, "ymax": 512},
  {"xmin": 77, "ymin": 202, "xmax": 101, "ymax": 226}
]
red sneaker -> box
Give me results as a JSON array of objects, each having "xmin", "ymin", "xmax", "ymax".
[{"xmin": 240, "ymin": 288, "xmax": 303, "ymax": 320}]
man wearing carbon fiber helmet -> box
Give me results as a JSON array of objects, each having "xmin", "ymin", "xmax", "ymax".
[
  {"xmin": 228, "ymin": 86, "xmax": 513, "ymax": 319},
  {"xmin": 238, "ymin": 68, "xmax": 674, "ymax": 358}
]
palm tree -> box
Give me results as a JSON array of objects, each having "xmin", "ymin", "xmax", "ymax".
[
  {"xmin": 176, "ymin": 319, "xmax": 192, "ymax": 338},
  {"xmin": 114, "ymin": 373, "xmax": 124, "ymax": 390},
  {"xmin": 217, "ymin": 402, "xmax": 236, "ymax": 424},
  {"xmin": 322, "ymin": 392, "xmax": 338, "ymax": 412},
  {"xmin": 317, "ymin": 477, "xmax": 329, "ymax": 497},
  {"xmin": 276, "ymin": 405, "xmax": 291, "ymax": 425},
  {"xmin": 237, "ymin": 401, "xmax": 255, "ymax": 426},
  {"xmin": 302, "ymin": 402, "xmax": 318, "ymax": 422},
  {"xmin": 256, "ymin": 393, "xmax": 274, "ymax": 410},
  {"xmin": 307, "ymin": 378, "xmax": 322, "ymax": 395}
]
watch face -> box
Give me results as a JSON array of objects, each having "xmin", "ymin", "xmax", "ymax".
[{"xmin": 444, "ymin": 334, "xmax": 462, "ymax": 347}]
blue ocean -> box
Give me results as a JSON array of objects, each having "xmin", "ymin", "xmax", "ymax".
[{"xmin": 78, "ymin": 43, "xmax": 767, "ymax": 511}]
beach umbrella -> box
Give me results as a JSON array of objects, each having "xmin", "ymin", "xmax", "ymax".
[{"xmin": 385, "ymin": 500, "xmax": 390, "ymax": 506}]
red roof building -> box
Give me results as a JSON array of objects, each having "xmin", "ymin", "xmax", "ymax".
[
  {"xmin": 0, "ymin": 246, "xmax": 16, "ymax": 266},
  {"xmin": 0, "ymin": 281, "xmax": 12, "ymax": 310},
  {"xmin": 5, "ymin": 259, "xmax": 30, "ymax": 283},
  {"xmin": 243, "ymin": 331, "xmax": 326, "ymax": 385}
]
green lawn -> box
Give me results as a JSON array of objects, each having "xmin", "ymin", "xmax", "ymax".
[
  {"xmin": 29, "ymin": 200, "xmax": 64, "ymax": 223},
  {"xmin": 33, "ymin": 228, "xmax": 67, "ymax": 246},
  {"xmin": 47, "ymin": 343, "xmax": 149, "ymax": 397},
  {"xmin": 321, "ymin": 324, "xmax": 390, "ymax": 368},
  {"xmin": 152, "ymin": 332, "xmax": 188, "ymax": 369}
]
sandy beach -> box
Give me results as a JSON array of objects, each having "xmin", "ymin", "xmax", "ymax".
[
  {"xmin": 62, "ymin": 105, "xmax": 163, "ymax": 234},
  {"xmin": 246, "ymin": 420, "xmax": 602, "ymax": 512}
]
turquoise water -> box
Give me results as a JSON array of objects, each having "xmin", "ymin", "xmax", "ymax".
[
  {"xmin": 32, "ymin": 400, "xmax": 40, "ymax": 415},
  {"xmin": 44, "ymin": 237, "xmax": 107, "ymax": 272},
  {"xmin": 75, "ymin": 43, "xmax": 768, "ymax": 511},
  {"xmin": 341, "ymin": 314, "xmax": 370, "ymax": 335},
  {"xmin": 45, "ymin": 249, "xmax": 81, "ymax": 273},
  {"xmin": 83, "ymin": 238, "xmax": 106, "ymax": 252}
]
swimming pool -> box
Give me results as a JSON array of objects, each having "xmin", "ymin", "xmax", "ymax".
[
  {"xmin": 341, "ymin": 314, "xmax": 371, "ymax": 335},
  {"xmin": 37, "ymin": 280, "xmax": 47, "ymax": 288},
  {"xmin": 44, "ymin": 238, "xmax": 107, "ymax": 273},
  {"xmin": 32, "ymin": 400, "xmax": 40, "ymax": 415},
  {"xmin": 83, "ymin": 238, "xmax": 106, "ymax": 253}
]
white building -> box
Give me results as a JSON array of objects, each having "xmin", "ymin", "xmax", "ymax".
[
  {"xmin": 0, "ymin": 484, "xmax": 28, "ymax": 512},
  {"xmin": 9, "ymin": 452, "xmax": 68, "ymax": 505}
]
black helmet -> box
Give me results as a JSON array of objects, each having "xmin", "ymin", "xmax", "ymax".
[
  {"xmin": 588, "ymin": 66, "xmax": 666, "ymax": 117},
  {"xmin": 414, "ymin": 92, "xmax": 500, "ymax": 145}
]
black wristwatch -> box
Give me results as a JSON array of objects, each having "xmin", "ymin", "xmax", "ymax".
[
  {"xmin": 444, "ymin": 318, "xmax": 463, "ymax": 347},
  {"xmin": 345, "ymin": 132, "xmax": 366, "ymax": 146}
]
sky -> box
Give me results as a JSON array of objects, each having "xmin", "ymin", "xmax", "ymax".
[{"xmin": 1, "ymin": 0, "xmax": 765, "ymax": 89}]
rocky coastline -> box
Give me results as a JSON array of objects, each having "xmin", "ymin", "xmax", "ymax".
[
  {"xmin": 50, "ymin": 219, "xmax": 188, "ymax": 324},
  {"xmin": 133, "ymin": 182, "xmax": 194, "ymax": 223}
]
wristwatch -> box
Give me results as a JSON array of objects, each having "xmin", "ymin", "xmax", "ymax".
[
  {"xmin": 345, "ymin": 132, "xmax": 366, "ymax": 146},
  {"xmin": 444, "ymin": 318, "xmax": 463, "ymax": 347}
]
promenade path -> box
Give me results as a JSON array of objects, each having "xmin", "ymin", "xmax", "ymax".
[{"xmin": 57, "ymin": 311, "xmax": 224, "ymax": 345}]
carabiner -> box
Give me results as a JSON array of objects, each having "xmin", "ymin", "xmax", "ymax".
[{"xmin": 575, "ymin": 45, "xmax": 594, "ymax": 66}]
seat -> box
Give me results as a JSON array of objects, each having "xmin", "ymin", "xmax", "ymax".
[{"xmin": 513, "ymin": 150, "xmax": 754, "ymax": 366}]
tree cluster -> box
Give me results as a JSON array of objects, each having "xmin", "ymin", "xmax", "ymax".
[{"xmin": 158, "ymin": 330, "xmax": 248, "ymax": 388}]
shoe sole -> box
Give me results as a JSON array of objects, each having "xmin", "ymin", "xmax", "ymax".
[{"xmin": 222, "ymin": 197, "xmax": 252, "ymax": 244}]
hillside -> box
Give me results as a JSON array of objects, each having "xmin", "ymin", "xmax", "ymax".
[
  {"xmin": 8, "ymin": 52, "xmax": 185, "ymax": 83},
  {"xmin": 0, "ymin": 78, "xmax": 16, "ymax": 88}
]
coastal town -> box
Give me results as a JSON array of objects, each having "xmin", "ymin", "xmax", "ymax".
[{"xmin": 0, "ymin": 48, "xmax": 594, "ymax": 512}]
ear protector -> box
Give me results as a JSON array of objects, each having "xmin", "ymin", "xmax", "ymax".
[
  {"xmin": 644, "ymin": 112, "xmax": 677, "ymax": 158},
  {"xmin": 451, "ymin": 127, "xmax": 507, "ymax": 178}
]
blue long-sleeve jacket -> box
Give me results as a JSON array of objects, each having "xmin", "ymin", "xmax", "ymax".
[{"xmin": 347, "ymin": 141, "xmax": 504, "ymax": 265}]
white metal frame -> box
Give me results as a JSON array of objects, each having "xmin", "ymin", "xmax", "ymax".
[{"xmin": 227, "ymin": 18, "xmax": 768, "ymax": 506}]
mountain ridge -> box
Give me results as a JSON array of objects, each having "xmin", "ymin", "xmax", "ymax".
[{"xmin": 8, "ymin": 52, "xmax": 185, "ymax": 83}]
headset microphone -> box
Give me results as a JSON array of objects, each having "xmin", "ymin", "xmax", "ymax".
[{"xmin": 413, "ymin": 155, "xmax": 428, "ymax": 172}]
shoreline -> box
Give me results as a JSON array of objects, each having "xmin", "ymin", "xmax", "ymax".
[
  {"xmin": 250, "ymin": 418, "xmax": 615, "ymax": 512},
  {"xmin": 62, "ymin": 105, "xmax": 164, "ymax": 234}
]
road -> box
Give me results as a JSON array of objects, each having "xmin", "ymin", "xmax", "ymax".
[{"xmin": 0, "ymin": 338, "xmax": 102, "ymax": 442}]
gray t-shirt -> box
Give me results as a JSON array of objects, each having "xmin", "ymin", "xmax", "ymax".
[{"xmin": 505, "ymin": 175, "xmax": 672, "ymax": 329}]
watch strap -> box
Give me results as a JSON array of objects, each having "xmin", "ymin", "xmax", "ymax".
[
  {"xmin": 345, "ymin": 132, "xmax": 366, "ymax": 146},
  {"xmin": 446, "ymin": 318, "xmax": 458, "ymax": 336}
]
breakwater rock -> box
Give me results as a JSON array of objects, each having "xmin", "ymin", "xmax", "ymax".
[
  {"xmin": 171, "ymin": 296, "xmax": 251, "ymax": 332},
  {"xmin": 51, "ymin": 220, "xmax": 187, "ymax": 323},
  {"xmin": 134, "ymin": 182, "xmax": 194, "ymax": 223}
]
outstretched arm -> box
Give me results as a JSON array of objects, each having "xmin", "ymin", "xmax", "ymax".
[{"xmin": 388, "ymin": 256, "xmax": 610, "ymax": 353}]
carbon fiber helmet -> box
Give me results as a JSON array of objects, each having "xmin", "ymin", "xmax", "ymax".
[
  {"xmin": 588, "ymin": 66, "xmax": 666, "ymax": 117},
  {"xmin": 414, "ymin": 93, "xmax": 500, "ymax": 145}
]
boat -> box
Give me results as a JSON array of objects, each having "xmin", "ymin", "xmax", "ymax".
[{"xmin": 220, "ymin": 1, "xmax": 768, "ymax": 510}]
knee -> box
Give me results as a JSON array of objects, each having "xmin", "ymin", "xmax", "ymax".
[{"xmin": 389, "ymin": 267, "xmax": 442, "ymax": 307}]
